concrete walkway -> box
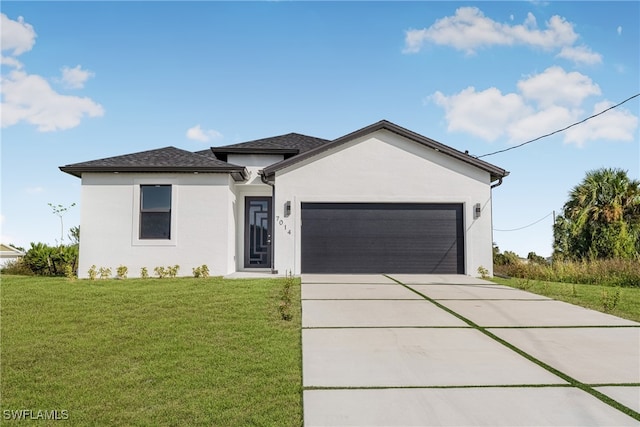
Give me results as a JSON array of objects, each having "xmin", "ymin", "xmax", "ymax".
[{"xmin": 302, "ymin": 274, "xmax": 640, "ymax": 426}]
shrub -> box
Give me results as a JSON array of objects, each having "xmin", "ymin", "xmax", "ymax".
[
  {"xmin": 22, "ymin": 242, "xmax": 78, "ymax": 276},
  {"xmin": 116, "ymin": 265, "xmax": 128, "ymax": 279},
  {"xmin": 192, "ymin": 265, "xmax": 210, "ymax": 278},
  {"xmin": 99, "ymin": 267, "xmax": 112, "ymax": 280},
  {"xmin": 1, "ymin": 258, "xmax": 34, "ymax": 276},
  {"xmin": 278, "ymin": 273, "xmax": 295, "ymax": 321},
  {"xmin": 64, "ymin": 264, "xmax": 76, "ymax": 280},
  {"xmin": 140, "ymin": 267, "xmax": 149, "ymax": 279},
  {"xmin": 88, "ymin": 265, "xmax": 98, "ymax": 280},
  {"xmin": 154, "ymin": 266, "xmax": 168, "ymax": 279},
  {"xmin": 601, "ymin": 287, "xmax": 621, "ymax": 312},
  {"xmin": 167, "ymin": 265, "xmax": 180, "ymax": 278}
]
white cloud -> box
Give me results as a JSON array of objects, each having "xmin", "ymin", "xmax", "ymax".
[
  {"xmin": 186, "ymin": 125, "xmax": 223, "ymax": 142},
  {"xmin": 1, "ymin": 55, "xmax": 23, "ymax": 69},
  {"xmin": 556, "ymin": 45, "xmax": 602, "ymax": 65},
  {"xmin": 517, "ymin": 66, "xmax": 601, "ymax": 108},
  {"xmin": 564, "ymin": 101, "xmax": 638, "ymax": 146},
  {"xmin": 430, "ymin": 66, "xmax": 637, "ymax": 146},
  {"xmin": 0, "ymin": 15, "xmax": 104, "ymax": 132},
  {"xmin": 507, "ymin": 105, "xmax": 576, "ymax": 143},
  {"xmin": 617, "ymin": 26, "xmax": 622, "ymax": 36},
  {"xmin": 60, "ymin": 65, "xmax": 95, "ymax": 89},
  {"xmin": 1, "ymin": 70, "xmax": 105, "ymax": 131},
  {"xmin": 404, "ymin": 7, "xmax": 598, "ymax": 65},
  {"xmin": 431, "ymin": 86, "xmax": 531, "ymax": 141},
  {"xmin": 0, "ymin": 13, "xmax": 36, "ymax": 56}
]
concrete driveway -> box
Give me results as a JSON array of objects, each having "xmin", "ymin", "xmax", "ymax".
[{"xmin": 302, "ymin": 274, "xmax": 640, "ymax": 426}]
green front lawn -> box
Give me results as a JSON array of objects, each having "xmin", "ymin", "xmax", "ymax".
[
  {"xmin": 1, "ymin": 275, "xmax": 302, "ymax": 426},
  {"xmin": 491, "ymin": 277, "xmax": 640, "ymax": 323}
]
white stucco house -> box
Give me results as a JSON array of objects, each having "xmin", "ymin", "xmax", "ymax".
[
  {"xmin": 60, "ymin": 120, "xmax": 508, "ymax": 278},
  {"xmin": 1, "ymin": 244, "xmax": 26, "ymax": 268}
]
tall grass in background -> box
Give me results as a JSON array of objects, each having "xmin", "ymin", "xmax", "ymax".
[{"xmin": 495, "ymin": 259, "xmax": 640, "ymax": 288}]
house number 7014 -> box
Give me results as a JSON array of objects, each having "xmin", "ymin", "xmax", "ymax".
[{"xmin": 275, "ymin": 216, "xmax": 292, "ymax": 234}]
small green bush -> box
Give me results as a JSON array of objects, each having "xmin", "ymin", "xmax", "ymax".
[
  {"xmin": 64, "ymin": 264, "xmax": 76, "ymax": 280},
  {"xmin": 88, "ymin": 265, "xmax": 98, "ymax": 280},
  {"xmin": 192, "ymin": 265, "xmax": 210, "ymax": 278},
  {"xmin": 167, "ymin": 265, "xmax": 180, "ymax": 278},
  {"xmin": 99, "ymin": 267, "xmax": 112, "ymax": 280},
  {"xmin": 154, "ymin": 267, "xmax": 168, "ymax": 279},
  {"xmin": 601, "ymin": 287, "xmax": 621, "ymax": 312},
  {"xmin": 140, "ymin": 267, "xmax": 149, "ymax": 279},
  {"xmin": 116, "ymin": 265, "xmax": 128, "ymax": 279},
  {"xmin": 278, "ymin": 273, "xmax": 295, "ymax": 321}
]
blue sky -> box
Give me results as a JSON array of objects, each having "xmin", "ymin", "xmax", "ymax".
[{"xmin": 1, "ymin": 1, "xmax": 638, "ymax": 258}]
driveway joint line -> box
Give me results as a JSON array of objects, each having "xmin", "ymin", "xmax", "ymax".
[
  {"xmin": 486, "ymin": 325, "xmax": 640, "ymax": 329},
  {"xmin": 303, "ymin": 383, "xmax": 576, "ymax": 391},
  {"xmin": 302, "ymin": 326, "xmax": 472, "ymax": 330},
  {"xmin": 432, "ymin": 298, "xmax": 552, "ymax": 301},
  {"xmin": 589, "ymin": 383, "xmax": 640, "ymax": 387},
  {"xmin": 301, "ymin": 298, "xmax": 425, "ymax": 301},
  {"xmin": 384, "ymin": 275, "xmax": 640, "ymax": 422}
]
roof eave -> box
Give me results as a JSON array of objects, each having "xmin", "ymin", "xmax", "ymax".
[{"xmin": 59, "ymin": 166, "xmax": 249, "ymax": 181}]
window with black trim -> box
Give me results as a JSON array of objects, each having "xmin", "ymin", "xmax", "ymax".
[{"xmin": 140, "ymin": 185, "xmax": 172, "ymax": 239}]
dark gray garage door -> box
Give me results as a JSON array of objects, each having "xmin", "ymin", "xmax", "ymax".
[{"xmin": 301, "ymin": 203, "xmax": 464, "ymax": 274}]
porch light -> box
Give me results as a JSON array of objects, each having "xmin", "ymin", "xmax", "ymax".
[
  {"xmin": 285, "ymin": 201, "xmax": 291, "ymax": 217},
  {"xmin": 474, "ymin": 203, "xmax": 481, "ymax": 219}
]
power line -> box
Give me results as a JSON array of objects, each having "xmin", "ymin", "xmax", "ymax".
[
  {"xmin": 493, "ymin": 212, "xmax": 553, "ymax": 232},
  {"xmin": 477, "ymin": 93, "xmax": 640, "ymax": 159}
]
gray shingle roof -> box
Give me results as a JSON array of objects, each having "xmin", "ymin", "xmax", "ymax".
[
  {"xmin": 60, "ymin": 146, "xmax": 248, "ymax": 180},
  {"xmin": 262, "ymin": 120, "xmax": 509, "ymax": 182},
  {"xmin": 212, "ymin": 133, "xmax": 330, "ymax": 155}
]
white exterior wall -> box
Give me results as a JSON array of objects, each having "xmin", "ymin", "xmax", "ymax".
[
  {"xmin": 228, "ymin": 154, "xmax": 284, "ymax": 168},
  {"xmin": 272, "ymin": 129, "xmax": 495, "ymax": 276},
  {"xmin": 78, "ymin": 173, "xmax": 235, "ymax": 278}
]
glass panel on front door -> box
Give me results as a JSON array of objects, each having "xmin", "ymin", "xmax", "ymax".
[{"xmin": 245, "ymin": 197, "xmax": 272, "ymax": 268}]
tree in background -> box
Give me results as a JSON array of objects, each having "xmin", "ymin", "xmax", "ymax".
[
  {"xmin": 553, "ymin": 168, "xmax": 640, "ymax": 260},
  {"xmin": 493, "ymin": 243, "xmax": 521, "ymax": 266},
  {"xmin": 48, "ymin": 202, "xmax": 76, "ymax": 244},
  {"xmin": 527, "ymin": 252, "xmax": 548, "ymax": 265}
]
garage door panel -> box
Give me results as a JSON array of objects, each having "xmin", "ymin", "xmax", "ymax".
[{"xmin": 301, "ymin": 203, "xmax": 464, "ymax": 274}]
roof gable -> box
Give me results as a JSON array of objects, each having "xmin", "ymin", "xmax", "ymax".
[
  {"xmin": 210, "ymin": 133, "xmax": 330, "ymax": 160},
  {"xmin": 60, "ymin": 146, "xmax": 248, "ymax": 180},
  {"xmin": 263, "ymin": 120, "xmax": 509, "ymax": 182}
]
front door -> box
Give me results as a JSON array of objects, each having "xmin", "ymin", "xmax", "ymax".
[{"xmin": 244, "ymin": 197, "xmax": 272, "ymax": 268}]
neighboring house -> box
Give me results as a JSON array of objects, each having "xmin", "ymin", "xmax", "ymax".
[
  {"xmin": 1, "ymin": 244, "xmax": 26, "ymax": 267},
  {"xmin": 60, "ymin": 120, "xmax": 508, "ymax": 278}
]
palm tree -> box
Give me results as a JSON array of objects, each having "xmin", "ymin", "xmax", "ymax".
[{"xmin": 556, "ymin": 168, "xmax": 640, "ymax": 259}]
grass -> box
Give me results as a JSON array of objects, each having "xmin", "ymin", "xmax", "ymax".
[
  {"xmin": 1, "ymin": 275, "xmax": 302, "ymax": 426},
  {"xmin": 491, "ymin": 277, "xmax": 640, "ymax": 323},
  {"xmin": 494, "ymin": 258, "xmax": 640, "ymax": 288}
]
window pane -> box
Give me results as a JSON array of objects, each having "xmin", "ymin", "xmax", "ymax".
[
  {"xmin": 140, "ymin": 212, "xmax": 171, "ymax": 239},
  {"xmin": 141, "ymin": 185, "xmax": 171, "ymax": 210}
]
